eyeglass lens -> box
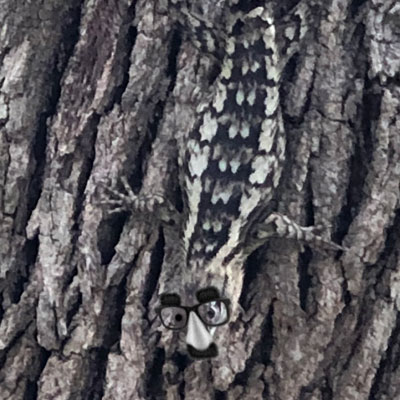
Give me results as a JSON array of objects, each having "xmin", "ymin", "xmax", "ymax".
[
  {"xmin": 160, "ymin": 306, "xmax": 187, "ymax": 329},
  {"xmin": 197, "ymin": 300, "xmax": 228, "ymax": 326}
]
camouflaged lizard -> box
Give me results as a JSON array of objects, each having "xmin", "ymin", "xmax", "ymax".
[{"xmin": 105, "ymin": 0, "xmax": 342, "ymax": 343}]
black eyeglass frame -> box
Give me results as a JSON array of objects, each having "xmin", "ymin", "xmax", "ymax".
[{"xmin": 156, "ymin": 298, "xmax": 231, "ymax": 331}]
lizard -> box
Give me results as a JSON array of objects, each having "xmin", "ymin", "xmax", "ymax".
[{"xmin": 103, "ymin": 0, "xmax": 343, "ymax": 358}]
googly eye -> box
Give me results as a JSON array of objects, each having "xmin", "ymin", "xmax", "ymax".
[
  {"xmin": 197, "ymin": 300, "xmax": 228, "ymax": 326},
  {"xmin": 160, "ymin": 307, "xmax": 188, "ymax": 329}
]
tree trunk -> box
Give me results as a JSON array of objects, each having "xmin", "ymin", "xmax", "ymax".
[{"xmin": 1, "ymin": 0, "xmax": 400, "ymax": 399}]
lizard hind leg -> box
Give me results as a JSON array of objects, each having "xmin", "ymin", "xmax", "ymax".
[
  {"xmin": 169, "ymin": 0, "xmax": 228, "ymax": 60},
  {"xmin": 275, "ymin": 1, "xmax": 312, "ymax": 70}
]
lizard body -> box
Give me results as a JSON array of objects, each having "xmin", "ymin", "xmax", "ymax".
[
  {"xmin": 104, "ymin": 0, "xmax": 342, "ymax": 357},
  {"xmin": 178, "ymin": 4, "xmax": 286, "ymax": 307}
]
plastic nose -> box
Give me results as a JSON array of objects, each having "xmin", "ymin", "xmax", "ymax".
[{"xmin": 186, "ymin": 311, "xmax": 214, "ymax": 351}]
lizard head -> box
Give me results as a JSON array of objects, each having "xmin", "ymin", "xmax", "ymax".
[
  {"xmin": 157, "ymin": 250, "xmax": 245, "ymax": 359},
  {"xmin": 157, "ymin": 285, "xmax": 232, "ymax": 359}
]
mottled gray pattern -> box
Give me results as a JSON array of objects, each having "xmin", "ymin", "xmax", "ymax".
[{"xmin": 181, "ymin": 6, "xmax": 285, "ymax": 274}]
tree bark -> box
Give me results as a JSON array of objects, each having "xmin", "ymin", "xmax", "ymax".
[{"xmin": 1, "ymin": 0, "xmax": 400, "ymax": 399}]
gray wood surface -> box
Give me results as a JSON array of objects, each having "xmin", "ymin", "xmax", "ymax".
[{"xmin": 0, "ymin": 0, "xmax": 400, "ymax": 398}]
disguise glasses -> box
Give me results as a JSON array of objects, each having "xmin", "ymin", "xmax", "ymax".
[{"xmin": 156, "ymin": 298, "xmax": 231, "ymax": 330}]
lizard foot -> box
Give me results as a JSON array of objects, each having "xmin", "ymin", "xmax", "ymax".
[
  {"xmin": 248, "ymin": 212, "xmax": 345, "ymax": 253},
  {"xmin": 99, "ymin": 177, "xmax": 166, "ymax": 215}
]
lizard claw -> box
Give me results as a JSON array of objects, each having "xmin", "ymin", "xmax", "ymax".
[
  {"xmin": 247, "ymin": 212, "xmax": 345, "ymax": 253},
  {"xmin": 97, "ymin": 177, "xmax": 170, "ymax": 217}
]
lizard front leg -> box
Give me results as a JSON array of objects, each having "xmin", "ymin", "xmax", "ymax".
[
  {"xmin": 247, "ymin": 211, "xmax": 344, "ymax": 254},
  {"xmin": 100, "ymin": 123, "xmax": 181, "ymax": 226}
]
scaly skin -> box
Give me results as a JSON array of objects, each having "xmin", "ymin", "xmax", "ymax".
[
  {"xmin": 104, "ymin": 1, "xmax": 341, "ymax": 316},
  {"xmin": 178, "ymin": 5, "xmax": 285, "ymax": 310}
]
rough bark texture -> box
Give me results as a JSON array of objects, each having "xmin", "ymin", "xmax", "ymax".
[{"xmin": 1, "ymin": 0, "xmax": 400, "ymax": 399}]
